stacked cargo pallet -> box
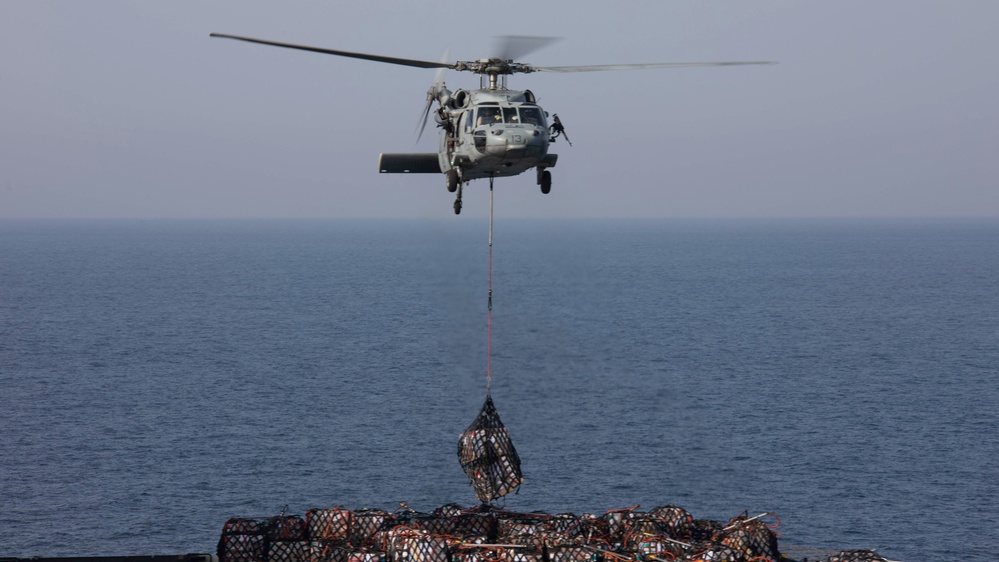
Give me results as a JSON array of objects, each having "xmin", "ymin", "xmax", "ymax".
[{"xmin": 217, "ymin": 503, "xmax": 888, "ymax": 562}]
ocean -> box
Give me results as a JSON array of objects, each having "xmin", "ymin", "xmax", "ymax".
[{"xmin": 1, "ymin": 218, "xmax": 997, "ymax": 562}]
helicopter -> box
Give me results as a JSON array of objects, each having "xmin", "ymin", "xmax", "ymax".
[{"xmin": 210, "ymin": 33, "xmax": 774, "ymax": 214}]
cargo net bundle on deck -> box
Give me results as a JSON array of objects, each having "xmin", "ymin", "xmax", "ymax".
[
  {"xmin": 216, "ymin": 396, "xmax": 889, "ymax": 562},
  {"xmin": 218, "ymin": 502, "xmax": 886, "ymax": 562}
]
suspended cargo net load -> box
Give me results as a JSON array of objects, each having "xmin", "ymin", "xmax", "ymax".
[
  {"xmin": 218, "ymin": 503, "xmax": 885, "ymax": 562},
  {"xmin": 457, "ymin": 394, "xmax": 524, "ymax": 503}
]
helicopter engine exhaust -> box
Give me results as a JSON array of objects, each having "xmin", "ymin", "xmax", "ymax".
[{"xmin": 451, "ymin": 90, "xmax": 470, "ymax": 109}]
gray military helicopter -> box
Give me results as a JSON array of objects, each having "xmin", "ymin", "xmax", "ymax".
[{"xmin": 211, "ymin": 33, "xmax": 773, "ymax": 214}]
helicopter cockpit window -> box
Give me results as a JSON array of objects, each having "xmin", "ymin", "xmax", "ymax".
[
  {"xmin": 519, "ymin": 107, "xmax": 545, "ymax": 127},
  {"xmin": 503, "ymin": 107, "xmax": 519, "ymax": 124},
  {"xmin": 476, "ymin": 107, "xmax": 503, "ymax": 127}
]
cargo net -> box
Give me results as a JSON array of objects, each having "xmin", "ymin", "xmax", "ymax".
[
  {"xmin": 218, "ymin": 515, "xmax": 308, "ymax": 562},
  {"xmin": 457, "ymin": 395, "xmax": 523, "ymax": 503},
  {"xmin": 219, "ymin": 503, "xmax": 887, "ymax": 562}
]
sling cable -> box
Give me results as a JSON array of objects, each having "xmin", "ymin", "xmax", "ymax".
[{"xmin": 457, "ymin": 176, "xmax": 524, "ymax": 504}]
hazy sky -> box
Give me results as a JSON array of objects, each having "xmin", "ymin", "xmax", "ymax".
[{"xmin": 2, "ymin": 1, "xmax": 997, "ymax": 219}]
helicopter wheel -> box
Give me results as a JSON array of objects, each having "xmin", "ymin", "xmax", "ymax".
[
  {"xmin": 453, "ymin": 185, "xmax": 463, "ymax": 215},
  {"xmin": 540, "ymin": 170, "xmax": 552, "ymax": 194},
  {"xmin": 446, "ymin": 169, "xmax": 459, "ymax": 193}
]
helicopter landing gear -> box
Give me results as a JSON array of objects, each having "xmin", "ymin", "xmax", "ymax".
[
  {"xmin": 453, "ymin": 184, "xmax": 463, "ymax": 215},
  {"xmin": 446, "ymin": 169, "xmax": 459, "ymax": 193},
  {"xmin": 538, "ymin": 169, "xmax": 552, "ymax": 194}
]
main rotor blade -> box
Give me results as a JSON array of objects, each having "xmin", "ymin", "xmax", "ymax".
[
  {"xmin": 431, "ymin": 47, "xmax": 451, "ymax": 89},
  {"xmin": 210, "ymin": 33, "xmax": 456, "ymax": 70},
  {"xmin": 493, "ymin": 35, "xmax": 561, "ymax": 62},
  {"xmin": 532, "ymin": 61, "xmax": 776, "ymax": 73}
]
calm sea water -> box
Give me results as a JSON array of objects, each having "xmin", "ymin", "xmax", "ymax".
[{"xmin": 1, "ymin": 219, "xmax": 997, "ymax": 562}]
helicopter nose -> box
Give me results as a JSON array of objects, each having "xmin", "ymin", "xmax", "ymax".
[
  {"xmin": 504, "ymin": 128, "xmax": 546, "ymax": 158},
  {"xmin": 483, "ymin": 126, "xmax": 547, "ymax": 159}
]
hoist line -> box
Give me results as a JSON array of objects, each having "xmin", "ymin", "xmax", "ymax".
[{"xmin": 487, "ymin": 176, "xmax": 494, "ymax": 395}]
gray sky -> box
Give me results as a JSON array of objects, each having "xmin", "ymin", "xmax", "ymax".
[{"xmin": 2, "ymin": 1, "xmax": 997, "ymax": 219}]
